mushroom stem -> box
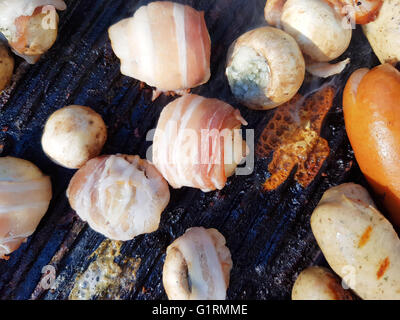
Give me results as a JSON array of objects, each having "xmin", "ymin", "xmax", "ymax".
[{"xmin": 306, "ymin": 58, "xmax": 351, "ymax": 78}]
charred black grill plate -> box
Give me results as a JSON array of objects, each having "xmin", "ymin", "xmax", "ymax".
[{"xmin": 0, "ymin": 0, "xmax": 380, "ymax": 300}]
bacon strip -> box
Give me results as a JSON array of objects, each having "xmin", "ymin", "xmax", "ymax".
[
  {"xmin": 108, "ymin": 1, "xmax": 211, "ymax": 92},
  {"xmin": 0, "ymin": 176, "xmax": 52, "ymax": 259},
  {"xmin": 163, "ymin": 227, "xmax": 232, "ymax": 300},
  {"xmin": 153, "ymin": 94, "xmax": 247, "ymax": 192},
  {"xmin": 67, "ymin": 155, "xmax": 170, "ymax": 241}
]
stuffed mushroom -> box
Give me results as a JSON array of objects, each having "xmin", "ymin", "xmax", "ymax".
[{"xmin": 226, "ymin": 26, "xmax": 305, "ymax": 110}]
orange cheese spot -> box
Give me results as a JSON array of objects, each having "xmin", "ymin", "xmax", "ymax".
[
  {"xmin": 377, "ymin": 257, "xmax": 390, "ymax": 279},
  {"xmin": 358, "ymin": 225, "xmax": 373, "ymax": 248},
  {"xmin": 257, "ymin": 86, "xmax": 334, "ymax": 191}
]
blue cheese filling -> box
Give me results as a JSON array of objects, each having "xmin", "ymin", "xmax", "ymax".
[{"xmin": 226, "ymin": 46, "xmax": 271, "ymax": 107}]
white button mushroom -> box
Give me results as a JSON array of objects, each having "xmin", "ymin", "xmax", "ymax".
[
  {"xmin": 67, "ymin": 155, "xmax": 170, "ymax": 241},
  {"xmin": 0, "ymin": 156, "xmax": 52, "ymax": 259},
  {"xmin": 41, "ymin": 105, "xmax": 107, "ymax": 169},
  {"xmin": 226, "ymin": 26, "xmax": 305, "ymax": 110},
  {"xmin": 280, "ymin": 0, "xmax": 352, "ymax": 62},
  {"xmin": 265, "ymin": 0, "xmax": 352, "ymax": 78},
  {"xmin": 163, "ymin": 227, "xmax": 233, "ymax": 300}
]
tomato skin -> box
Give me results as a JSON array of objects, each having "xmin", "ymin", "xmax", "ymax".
[{"xmin": 343, "ymin": 64, "xmax": 400, "ymax": 227}]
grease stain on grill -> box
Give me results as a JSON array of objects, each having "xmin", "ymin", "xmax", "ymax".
[{"xmin": 68, "ymin": 239, "xmax": 141, "ymax": 300}]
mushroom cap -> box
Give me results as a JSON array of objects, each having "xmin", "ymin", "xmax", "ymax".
[
  {"xmin": 281, "ymin": 0, "xmax": 352, "ymax": 62},
  {"xmin": 226, "ymin": 26, "xmax": 305, "ymax": 110},
  {"xmin": 42, "ymin": 105, "xmax": 107, "ymax": 169}
]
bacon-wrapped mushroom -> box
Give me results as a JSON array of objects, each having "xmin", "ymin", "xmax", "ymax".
[
  {"xmin": 152, "ymin": 94, "xmax": 248, "ymax": 192},
  {"xmin": 0, "ymin": 43, "xmax": 14, "ymax": 91},
  {"xmin": 67, "ymin": 155, "xmax": 170, "ymax": 241},
  {"xmin": 108, "ymin": 1, "xmax": 211, "ymax": 93},
  {"xmin": 163, "ymin": 227, "xmax": 233, "ymax": 300},
  {"xmin": 0, "ymin": 156, "xmax": 52, "ymax": 259},
  {"xmin": 0, "ymin": 0, "xmax": 67, "ymax": 64}
]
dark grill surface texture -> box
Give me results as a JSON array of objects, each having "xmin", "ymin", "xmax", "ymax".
[{"xmin": 0, "ymin": 0, "xmax": 382, "ymax": 300}]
